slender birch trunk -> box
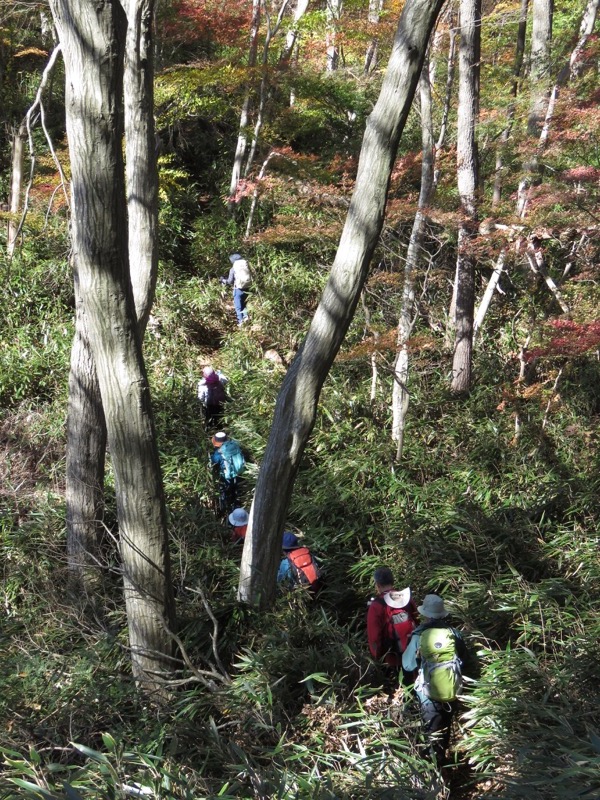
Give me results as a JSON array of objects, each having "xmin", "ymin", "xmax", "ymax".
[
  {"xmin": 364, "ymin": 0, "xmax": 384, "ymax": 75},
  {"xmin": 391, "ymin": 61, "xmax": 436, "ymax": 458},
  {"xmin": 228, "ymin": 0, "xmax": 261, "ymax": 209},
  {"xmin": 7, "ymin": 121, "xmax": 27, "ymax": 257},
  {"xmin": 326, "ymin": 0, "xmax": 341, "ymax": 70},
  {"xmin": 238, "ymin": 0, "xmax": 446, "ymax": 607},
  {"xmin": 492, "ymin": 0, "xmax": 528, "ymax": 207},
  {"xmin": 244, "ymin": 0, "xmax": 290, "ymax": 177},
  {"xmin": 451, "ymin": 0, "xmax": 480, "ymax": 394}
]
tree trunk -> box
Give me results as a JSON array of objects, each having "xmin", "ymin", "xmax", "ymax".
[
  {"xmin": 50, "ymin": 0, "xmax": 175, "ymax": 697},
  {"xmin": 364, "ymin": 0, "xmax": 384, "ymax": 75},
  {"xmin": 451, "ymin": 0, "xmax": 480, "ymax": 394},
  {"xmin": 7, "ymin": 120, "xmax": 26, "ymax": 257},
  {"xmin": 391, "ymin": 61, "xmax": 436, "ymax": 458},
  {"xmin": 527, "ymin": 0, "xmax": 553, "ymax": 136},
  {"xmin": 518, "ymin": 0, "xmax": 598, "ymax": 218},
  {"xmin": 326, "ymin": 0, "xmax": 341, "ymax": 70},
  {"xmin": 66, "ymin": 284, "xmax": 107, "ymax": 593},
  {"xmin": 65, "ymin": 0, "xmax": 159, "ymax": 592},
  {"xmin": 238, "ymin": 0, "xmax": 446, "ymax": 607},
  {"xmin": 228, "ymin": 0, "xmax": 261, "ymax": 209},
  {"xmin": 244, "ymin": 0, "xmax": 290, "ymax": 177},
  {"xmin": 492, "ymin": 0, "xmax": 528, "ymax": 207},
  {"xmin": 123, "ymin": 0, "xmax": 159, "ymax": 334}
]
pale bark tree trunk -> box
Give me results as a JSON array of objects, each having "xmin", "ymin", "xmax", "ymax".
[
  {"xmin": 123, "ymin": 0, "xmax": 159, "ymax": 334},
  {"xmin": 436, "ymin": 11, "xmax": 457, "ymax": 152},
  {"xmin": 65, "ymin": 0, "xmax": 160, "ymax": 591},
  {"xmin": 280, "ymin": 0, "xmax": 310, "ymax": 106},
  {"xmin": 228, "ymin": 0, "xmax": 261, "ymax": 209},
  {"xmin": 518, "ymin": 0, "xmax": 598, "ymax": 217},
  {"xmin": 391, "ymin": 61, "xmax": 436, "ymax": 459},
  {"xmin": 364, "ymin": 0, "xmax": 384, "ymax": 75},
  {"xmin": 50, "ymin": 0, "xmax": 175, "ymax": 697},
  {"xmin": 528, "ymin": 0, "xmax": 553, "ymax": 136},
  {"xmin": 244, "ymin": 0, "xmax": 290, "ymax": 177},
  {"xmin": 7, "ymin": 120, "xmax": 26, "ymax": 257},
  {"xmin": 478, "ymin": 2, "xmax": 598, "ymax": 334},
  {"xmin": 66, "ymin": 285, "xmax": 107, "ymax": 589},
  {"xmin": 492, "ymin": 0, "xmax": 528, "ymax": 207},
  {"xmin": 326, "ymin": 0, "xmax": 341, "ymax": 70},
  {"xmin": 451, "ymin": 0, "xmax": 480, "ymax": 394},
  {"xmin": 280, "ymin": 0, "xmax": 310, "ymax": 63},
  {"xmin": 238, "ymin": 0, "xmax": 446, "ymax": 607}
]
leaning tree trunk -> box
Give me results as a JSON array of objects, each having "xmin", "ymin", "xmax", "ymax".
[
  {"xmin": 50, "ymin": 0, "xmax": 175, "ymax": 698},
  {"xmin": 238, "ymin": 0, "xmax": 446, "ymax": 607},
  {"xmin": 391, "ymin": 60, "xmax": 436, "ymax": 459},
  {"xmin": 451, "ymin": 0, "xmax": 481, "ymax": 394}
]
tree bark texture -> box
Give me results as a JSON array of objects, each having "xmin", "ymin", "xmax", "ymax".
[
  {"xmin": 50, "ymin": 0, "xmax": 175, "ymax": 696},
  {"xmin": 238, "ymin": 0, "xmax": 446, "ymax": 607},
  {"xmin": 451, "ymin": 0, "xmax": 480, "ymax": 394},
  {"xmin": 228, "ymin": 0, "xmax": 261, "ymax": 207},
  {"xmin": 123, "ymin": 0, "xmax": 159, "ymax": 335},
  {"xmin": 64, "ymin": 0, "xmax": 160, "ymax": 594},
  {"xmin": 392, "ymin": 62, "xmax": 436, "ymax": 458},
  {"xmin": 7, "ymin": 120, "xmax": 26, "ymax": 257},
  {"xmin": 66, "ymin": 283, "xmax": 107, "ymax": 591},
  {"xmin": 492, "ymin": 0, "xmax": 528, "ymax": 207},
  {"xmin": 364, "ymin": 0, "xmax": 384, "ymax": 75},
  {"xmin": 326, "ymin": 0, "xmax": 341, "ymax": 70},
  {"xmin": 528, "ymin": 0, "xmax": 553, "ymax": 135}
]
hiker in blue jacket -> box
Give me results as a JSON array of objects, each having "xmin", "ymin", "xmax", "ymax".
[
  {"xmin": 210, "ymin": 431, "xmax": 246, "ymax": 513},
  {"xmin": 402, "ymin": 593, "xmax": 468, "ymax": 765},
  {"xmin": 220, "ymin": 253, "xmax": 252, "ymax": 326}
]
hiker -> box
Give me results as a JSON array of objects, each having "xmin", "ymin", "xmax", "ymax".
[
  {"xmin": 210, "ymin": 431, "xmax": 246, "ymax": 514},
  {"xmin": 220, "ymin": 253, "xmax": 252, "ymax": 326},
  {"xmin": 277, "ymin": 531, "xmax": 321, "ymax": 591},
  {"xmin": 228, "ymin": 507, "xmax": 249, "ymax": 543},
  {"xmin": 402, "ymin": 593, "xmax": 468, "ymax": 765},
  {"xmin": 197, "ymin": 366, "xmax": 228, "ymax": 428},
  {"xmin": 367, "ymin": 566, "xmax": 418, "ymax": 690}
]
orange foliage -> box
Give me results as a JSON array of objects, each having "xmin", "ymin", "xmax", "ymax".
[
  {"xmin": 162, "ymin": 0, "xmax": 249, "ymax": 47},
  {"xmin": 526, "ymin": 319, "xmax": 600, "ymax": 362}
]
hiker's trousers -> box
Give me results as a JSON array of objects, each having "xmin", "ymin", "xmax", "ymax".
[{"xmin": 416, "ymin": 692, "xmax": 456, "ymax": 764}]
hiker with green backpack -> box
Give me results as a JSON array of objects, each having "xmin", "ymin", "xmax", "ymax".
[
  {"xmin": 210, "ymin": 431, "xmax": 246, "ymax": 514},
  {"xmin": 402, "ymin": 593, "xmax": 469, "ymax": 765}
]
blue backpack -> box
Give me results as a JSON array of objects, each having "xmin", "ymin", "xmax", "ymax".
[{"xmin": 219, "ymin": 440, "xmax": 246, "ymax": 480}]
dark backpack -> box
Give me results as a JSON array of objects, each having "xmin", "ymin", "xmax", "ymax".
[
  {"xmin": 206, "ymin": 381, "xmax": 227, "ymax": 406},
  {"xmin": 374, "ymin": 593, "xmax": 418, "ymax": 655},
  {"xmin": 287, "ymin": 547, "xmax": 322, "ymax": 589}
]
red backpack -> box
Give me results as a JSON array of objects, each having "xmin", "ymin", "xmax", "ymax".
[
  {"xmin": 375, "ymin": 589, "xmax": 418, "ymax": 654},
  {"xmin": 287, "ymin": 547, "xmax": 321, "ymax": 588}
]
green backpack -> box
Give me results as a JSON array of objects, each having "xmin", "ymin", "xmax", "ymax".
[{"xmin": 419, "ymin": 626, "xmax": 463, "ymax": 702}]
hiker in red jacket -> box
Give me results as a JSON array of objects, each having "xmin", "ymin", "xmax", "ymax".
[{"xmin": 367, "ymin": 566, "xmax": 418, "ymax": 689}]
